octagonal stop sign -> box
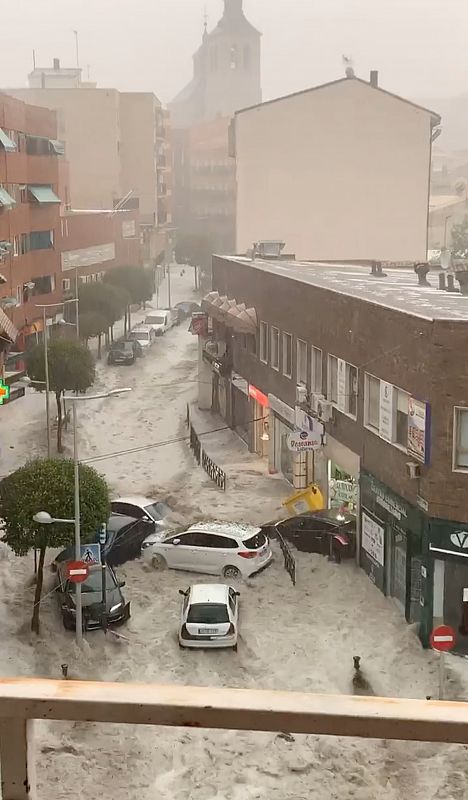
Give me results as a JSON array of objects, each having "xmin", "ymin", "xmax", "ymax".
[{"xmin": 65, "ymin": 560, "xmax": 89, "ymax": 584}]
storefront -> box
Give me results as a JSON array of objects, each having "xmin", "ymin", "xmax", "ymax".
[
  {"xmin": 249, "ymin": 384, "xmax": 269, "ymax": 459},
  {"xmin": 360, "ymin": 471, "xmax": 424, "ymax": 625},
  {"xmin": 268, "ymin": 394, "xmax": 295, "ymax": 484},
  {"xmin": 429, "ymin": 518, "xmax": 468, "ymax": 655},
  {"xmin": 231, "ymin": 372, "xmax": 250, "ymax": 446},
  {"xmin": 328, "ymin": 461, "xmax": 359, "ymax": 513}
]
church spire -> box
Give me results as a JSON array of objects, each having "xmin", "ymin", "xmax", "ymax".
[{"xmin": 224, "ymin": 0, "xmax": 243, "ymax": 16}]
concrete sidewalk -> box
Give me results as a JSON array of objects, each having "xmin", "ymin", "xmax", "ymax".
[{"xmin": 188, "ymin": 404, "xmax": 290, "ymax": 522}]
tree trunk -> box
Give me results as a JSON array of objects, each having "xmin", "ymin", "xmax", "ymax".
[
  {"xmin": 97, "ymin": 334, "xmax": 102, "ymax": 360},
  {"xmin": 31, "ymin": 544, "xmax": 46, "ymax": 634},
  {"xmin": 110, "ymin": 325, "xmax": 114, "ymax": 343},
  {"xmin": 56, "ymin": 391, "xmax": 63, "ymax": 453},
  {"xmin": 128, "ymin": 305, "xmax": 131, "ymax": 330}
]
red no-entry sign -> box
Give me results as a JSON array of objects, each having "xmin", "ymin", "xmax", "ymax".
[
  {"xmin": 430, "ymin": 624, "xmax": 456, "ymax": 652},
  {"xmin": 65, "ymin": 560, "xmax": 89, "ymax": 584}
]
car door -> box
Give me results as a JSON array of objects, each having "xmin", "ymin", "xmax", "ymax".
[
  {"xmin": 277, "ymin": 516, "xmax": 308, "ymax": 546},
  {"xmin": 160, "ymin": 532, "xmax": 199, "ymax": 570},
  {"xmin": 205, "ymin": 534, "xmax": 240, "ymax": 574},
  {"xmin": 180, "ymin": 532, "xmax": 218, "ymax": 573},
  {"xmin": 299, "ymin": 518, "xmax": 330, "ymax": 554}
]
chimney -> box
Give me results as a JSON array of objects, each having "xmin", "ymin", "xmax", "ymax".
[
  {"xmin": 370, "ymin": 70, "xmax": 379, "ymax": 88},
  {"xmin": 414, "ymin": 262, "xmax": 430, "ymax": 286},
  {"xmin": 370, "ymin": 261, "xmax": 387, "ymax": 277},
  {"xmin": 446, "ymin": 274, "xmax": 458, "ymax": 292},
  {"xmin": 438, "ymin": 272, "xmax": 446, "ymax": 290},
  {"xmin": 53, "ymin": 58, "xmax": 60, "ymax": 70}
]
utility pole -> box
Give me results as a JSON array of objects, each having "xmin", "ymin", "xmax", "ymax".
[
  {"xmin": 73, "ymin": 30, "xmax": 80, "ymax": 69},
  {"xmin": 99, "ymin": 522, "xmax": 107, "ymax": 631},
  {"xmin": 72, "ymin": 401, "xmax": 83, "ymax": 644},
  {"xmin": 42, "ymin": 307, "xmax": 51, "ymax": 458}
]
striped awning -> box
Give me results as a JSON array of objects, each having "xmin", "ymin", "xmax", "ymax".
[
  {"xmin": 201, "ymin": 292, "xmax": 257, "ymax": 333},
  {"xmin": 0, "ymin": 307, "xmax": 18, "ymax": 343}
]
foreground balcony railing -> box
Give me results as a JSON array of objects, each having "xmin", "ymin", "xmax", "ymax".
[{"xmin": 1, "ymin": 679, "xmax": 468, "ymax": 799}]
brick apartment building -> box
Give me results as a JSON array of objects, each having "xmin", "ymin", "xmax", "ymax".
[{"xmin": 197, "ymin": 254, "xmax": 468, "ymax": 650}]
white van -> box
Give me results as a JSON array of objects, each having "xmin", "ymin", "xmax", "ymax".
[{"xmin": 144, "ymin": 310, "xmax": 173, "ymax": 335}]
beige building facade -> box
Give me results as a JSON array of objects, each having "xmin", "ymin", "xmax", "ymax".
[
  {"xmin": 428, "ymin": 195, "xmax": 468, "ymax": 250},
  {"xmin": 234, "ymin": 76, "xmax": 440, "ymax": 262}
]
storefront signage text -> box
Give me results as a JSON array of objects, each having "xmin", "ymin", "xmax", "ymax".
[
  {"xmin": 371, "ymin": 481, "xmax": 407, "ymax": 521},
  {"xmin": 407, "ymin": 397, "xmax": 431, "ymax": 465},
  {"xmin": 269, "ymin": 394, "xmax": 295, "ymax": 425},
  {"xmin": 329, "ymin": 479, "xmax": 358, "ymax": 505},
  {"xmin": 249, "ymin": 385, "xmax": 269, "ymax": 407},
  {"xmin": 287, "ymin": 422, "xmax": 324, "ymax": 452},
  {"xmin": 362, "ymin": 511, "xmax": 385, "ymax": 566}
]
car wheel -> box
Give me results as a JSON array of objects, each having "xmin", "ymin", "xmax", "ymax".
[
  {"xmin": 223, "ymin": 565, "xmax": 241, "ymax": 579},
  {"xmin": 151, "ymin": 554, "xmax": 167, "ymax": 570}
]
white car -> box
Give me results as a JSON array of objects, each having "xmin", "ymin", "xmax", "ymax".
[
  {"xmin": 141, "ymin": 521, "xmax": 272, "ymax": 579},
  {"xmin": 111, "ymin": 496, "xmax": 173, "ymax": 532},
  {"xmin": 128, "ymin": 325, "xmax": 155, "ymax": 350},
  {"xmin": 144, "ymin": 310, "xmax": 174, "ymax": 335},
  {"xmin": 179, "ymin": 583, "xmax": 239, "ymax": 650}
]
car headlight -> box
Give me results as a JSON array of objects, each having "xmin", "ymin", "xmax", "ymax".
[
  {"xmin": 141, "ymin": 541, "xmax": 153, "ymax": 550},
  {"xmin": 110, "ymin": 603, "xmax": 123, "ymax": 614}
]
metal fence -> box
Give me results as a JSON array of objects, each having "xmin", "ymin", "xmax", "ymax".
[
  {"xmin": 276, "ymin": 529, "xmax": 296, "ymax": 586},
  {"xmin": 187, "ymin": 408, "xmax": 226, "ymax": 490},
  {"xmin": 189, "ymin": 423, "xmax": 201, "ymax": 465}
]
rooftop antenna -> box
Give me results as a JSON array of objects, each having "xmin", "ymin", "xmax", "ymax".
[
  {"xmin": 342, "ymin": 54, "xmax": 355, "ymax": 78},
  {"xmin": 72, "ymin": 29, "xmax": 80, "ymax": 68},
  {"xmin": 32, "ymin": 49, "xmax": 36, "ymax": 69}
]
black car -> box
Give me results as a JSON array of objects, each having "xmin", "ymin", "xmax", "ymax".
[
  {"xmin": 262, "ymin": 510, "xmax": 356, "ymax": 561},
  {"xmin": 174, "ymin": 301, "xmax": 200, "ymax": 323},
  {"xmin": 107, "ymin": 338, "xmax": 142, "ymax": 365},
  {"xmin": 53, "ymin": 513, "xmax": 156, "ymax": 569},
  {"xmin": 55, "ymin": 562, "xmax": 130, "ymax": 631}
]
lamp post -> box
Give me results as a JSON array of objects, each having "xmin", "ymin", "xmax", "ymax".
[
  {"xmin": 34, "ymin": 299, "xmax": 79, "ymax": 458},
  {"xmin": 33, "ymin": 386, "xmax": 131, "ymax": 645}
]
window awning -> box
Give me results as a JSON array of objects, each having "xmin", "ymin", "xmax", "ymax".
[
  {"xmin": 27, "ymin": 185, "xmax": 61, "ymax": 204},
  {"xmin": 0, "ymin": 307, "xmax": 18, "ymax": 343},
  {"xmin": 0, "ymin": 187, "xmax": 15, "ymax": 208},
  {"xmin": 0, "ymin": 128, "xmax": 17, "ymax": 153},
  {"xmin": 49, "ymin": 139, "xmax": 65, "ymax": 155}
]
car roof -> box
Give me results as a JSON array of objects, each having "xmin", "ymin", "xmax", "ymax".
[
  {"xmin": 107, "ymin": 513, "xmax": 138, "ymax": 532},
  {"xmin": 186, "ymin": 521, "xmax": 260, "ymax": 539},
  {"xmin": 189, "ymin": 583, "xmax": 230, "ymax": 604},
  {"xmin": 291, "ymin": 510, "xmax": 356, "ymax": 525},
  {"xmin": 112, "ymin": 496, "xmax": 156, "ymax": 507},
  {"xmin": 131, "ymin": 324, "xmax": 151, "ymax": 331}
]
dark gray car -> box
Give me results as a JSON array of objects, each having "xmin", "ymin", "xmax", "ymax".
[{"xmin": 55, "ymin": 562, "xmax": 130, "ymax": 631}]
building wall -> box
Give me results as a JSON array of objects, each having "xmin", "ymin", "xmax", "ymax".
[
  {"xmin": 212, "ymin": 255, "xmax": 468, "ymax": 524},
  {"xmin": 119, "ymin": 93, "xmax": 159, "ymax": 225},
  {"xmin": 428, "ymin": 199, "xmax": 468, "ymax": 249},
  {"xmin": 235, "ymin": 78, "xmax": 436, "ymax": 262}
]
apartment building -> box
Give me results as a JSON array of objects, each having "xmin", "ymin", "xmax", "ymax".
[
  {"xmin": 197, "ymin": 253, "xmax": 468, "ymax": 651},
  {"xmin": 0, "ymin": 92, "xmax": 64, "ymax": 388},
  {"xmin": 234, "ymin": 73, "xmax": 440, "ymax": 262}
]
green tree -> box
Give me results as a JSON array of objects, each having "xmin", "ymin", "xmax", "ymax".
[
  {"xmin": 175, "ymin": 233, "xmax": 214, "ymax": 270},
  {"xmin": 0, "ymin": 458, "xmax": 109, "ymax": 633},
  {"xmin": 78, "ymin": 283, "xmax": 129, "ymax": 355},
  {"xmin": 103, "ymin": 266, "xmax": 154, "ymax": 331},
  {"xmin": 451, "ymin": 219, "xmax": 468, "ymax": 257},
  {"xmin": 27, "ymin": 339, "xmax": 95, "ymax": 453}
]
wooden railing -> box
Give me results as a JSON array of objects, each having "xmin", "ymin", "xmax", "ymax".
[{"xmin": 1, "ymin": 679, "xmax": 468, "ymax": 798}]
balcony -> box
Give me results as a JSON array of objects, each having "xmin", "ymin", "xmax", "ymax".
[{"xmin": 0, "ymin": 678, "xmax": 467, "ymax": 799}]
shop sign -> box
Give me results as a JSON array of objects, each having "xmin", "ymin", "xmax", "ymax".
[
  {"xmin": 287, "ymin": 421, "xmax": 324, "ymax": 452},
  {"xmin": 337, "ymin": 359, "xmax": 347, "ymax": 411},
  {"xmin": 189, "ymin": 313, "xmax": 208, "ymax": 336},
  {"xmin": 231, "ymin": 372, "xmax": 248, "ymax": 396},
  {"xmin": 329, "ymin": 479, "xmax": 358, "ymax": 505},
  {"xmin": 429, "ymin": 519, "xmax": 468, "ymax": 559},
  {"xmin": 407, "ymin": 397, "xmax": 431, "ymax": 465},
  {"xmin": 269, "ymin": 394, "xmax": 295, "ymax": 425},
  {"xmin": 362, "ymin": 511, "xmax": 385, "ymax": 566},
  {"xmin": 249, "ymin": 385, "xmax": 269, "ymax": 407},
  {"xmin": 370, "ymin": 480, "xmax": 407, "ymax": 521},
  {"xmin": 379, "ymin": 382, "xmax": 395, "ymax": 441}
]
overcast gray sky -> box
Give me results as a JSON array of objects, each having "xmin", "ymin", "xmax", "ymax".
[{"xmin": 1, "ymin": 0, "xmax": 467, "ymax": 103}]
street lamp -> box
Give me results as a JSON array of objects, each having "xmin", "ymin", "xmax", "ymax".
[{"xmin": 35, "ymin": 299, "xmax": 80, "ymax": 458}]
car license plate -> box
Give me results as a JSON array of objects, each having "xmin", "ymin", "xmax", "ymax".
[{"xmin": 199, "ymin": 628, "xmax": 217, "ymax": 635}]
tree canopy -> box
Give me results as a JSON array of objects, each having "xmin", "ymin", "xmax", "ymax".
[
  {"xmin": 103, "ymin": 265, "xmax": 154, "ymax": 306},
  {"xmin": 451, "ymin": 219, "xmax": 468, "ymax": 258},
  {"xmin": 0, "ymin": 458, "xmax": 110, "ymax": 632},
  {"xmin": 175, "ymin": 233, "xmax": 214, "ymax": 270}
]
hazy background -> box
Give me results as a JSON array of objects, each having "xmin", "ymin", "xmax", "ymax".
[{"xmin": 1, "ymin": 0, "xmax": 467, "ymax": 103}]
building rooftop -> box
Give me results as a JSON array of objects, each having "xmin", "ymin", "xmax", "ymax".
[{"xmin": 225, "ymin": 256, "xmax": 468, "ymax": 322}]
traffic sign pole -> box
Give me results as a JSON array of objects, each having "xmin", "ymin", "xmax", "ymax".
[
  {"xmin": 439, "ymin": 652, "xmax": 445, "ymax": 701},
  {"xmin": 430, "ymin": 624, "xmax": 456, "ymax": 700}
]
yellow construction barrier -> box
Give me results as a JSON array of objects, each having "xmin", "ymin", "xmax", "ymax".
[{"xmin": 282, "ymin": 484, "xmax": 325, "ymax": 516}]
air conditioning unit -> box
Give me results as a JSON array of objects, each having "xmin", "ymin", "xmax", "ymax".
[
  {"xmin": 311, "ymin": 393, "xmax": 326, "ymax": 414},
  {"xmin": 317, "ymin": 398, "xmax": 334, "ymax": 422},
  {"xmin": 406, "ymin": 462, "xmax": 421, "ymax": 480},
  {"xmin": 296, "ymin": 383, "xmax": 308, "ymax": 405}
]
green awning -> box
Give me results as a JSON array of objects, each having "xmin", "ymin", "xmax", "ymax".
[
  {"xmin": 0, "ymin": 128, "xmax": 17, "ymax": 152},
  {"xmin": 27, "ymin": 185, "xmax": 61, "ymax": 204},
  {"xmin": 49, "ymin": 139, "xmax": 65, "ymax": 155},
  {"xmin": 0, "ymin": 187, "xmax": 15, "ymax": 208}
]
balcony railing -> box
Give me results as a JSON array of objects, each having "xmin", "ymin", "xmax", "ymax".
[{"xmin": 1, "ymin": 679, "xmax": 468, "ymax": 798}]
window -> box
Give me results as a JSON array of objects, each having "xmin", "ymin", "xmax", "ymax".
[
  {"xmin": 297, "ymin": 339, "xmax": 307, "ymax": 384},
  {"xmin": 395, "ymin": 388, "xmax": 410, "ymax": 446},
  {"xmin": 247, "ymin": 334, "xmax": 256, "ymax": 356},
  {"xmin": 259, "ymin": 321, "xmax": 268, "ymax": 363},
  {"xmin": 62, "ymin": 278, "xmax": 71, "ymax": 292},
  {"xmin": 327, "ymin": 355, "xmax": 338, "ymax": 403},
  {"xmin": 271, "ymin": 326, "xmax": 279, "ymax": 370},
  {"xmin": 31, "ymin": 275, "xmax": 54, "ymax": 295},
  {"xmin": 282, "ymin": 332, "xmax": 292, "ymax": 378},
  {"xmin": 187, "ymin": 603, "xmax": 229, "ymax": 624},
  {"xmin": 20, "ymin": 186, "xmax": 27, "ymax": 203},
  {"xmin": 13, "ymin": 235, "xmax": 19, "ymax": 257},
  {"xmin": 346, "ymin": 364, "xmax": 358, "ymax": 417},
  {"xmin": 311, "ymin": 346, "xmax": 322, "ymax": 394},
  {"xmin": 15, "ymin": 285, "xmax": 22, "ymax": 306},
  {"xmin": 20, "ymin": 233, "xmax": 29, "ymax": 255},
  {"xmin": 454, "ymin": 408, "xmax": 468, "ymax": 469},
  {"xmin": 61, "ymin": 218, "xmax": 69, "ymax": 237},
  {"xmin": 365, "ymin": 374, "xmax": 380, "ymax": 430},
  {"xmin": 29, "ymin": 230, "xmax": 53, "ymax": 250}
]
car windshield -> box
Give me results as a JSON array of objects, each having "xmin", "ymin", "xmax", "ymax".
[
  {"xmin": 144, "ymin": 502, "xmax": 171, "ymax": 520},
  {"xmin": 130, "ymin": 331, "xmax": 149, "ymax": 341},
  {"xmin": 66, "ymin": 568, "xmax": 116, "ymax": 594},
  {"xmin": 114, "ymin": 342, "xmax": 133, "ymax": 352},
  {"xmin": 242, "ymin": 532, "xmax": 266, "ymax": 549},
  {"xmin": 146, "ymin": 316, "xmax": 165, "ymax": 324},
  {"xmin": 187, "ymin": 603, "xmax": 229, "ymax": 624}
]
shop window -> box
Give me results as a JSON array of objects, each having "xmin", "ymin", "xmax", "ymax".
[
  {"xmin": 327, "ymin": 355, "xmax": 338, "ymax": 403},
  {"xmin": 271, "ymin": 326, "xmax": 279, "ymax": 370},
  {"xmin": 282, "ymin": 332, "xmax": 292, "ymax": 378},
  {"xmin": 297, "ymin": 339, "xmax": 307, "ymax": 384},
  {"xmin": 453, "ymin": 407, "xmax": 468, "ymax": 469},
  {"xmin": 311, "ymin": 346, "xmax": 322, "ymax": 393},
  {"xmin": 395, "ymin": 388, "xmax": 410, "ymax": 446},
  {"xmin": 365, "ymin": 373, "xmax": 380, "ymax": 430},
  {"xmin": 259, "ymin": 321, "xmax": 268, "ymax": 363}
]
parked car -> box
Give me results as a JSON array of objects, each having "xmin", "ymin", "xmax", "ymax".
[
  {"xmin": 111, "ymin": 496, "xmax": 173, "ymax": 530},
  {"xmin": 128, "ymin": 325, "xmax": 155, "ymax": 351},
  {"xmin": 179, "ymin": 583, "xmax": 239, "ymax": 650},
  {"xmin": 107, "ymin": 338, "xmax": 141, "ymax": 365},
  {"xmin": 144, "ymin": 310, "xmax": 174, "ymax": 335},
  {"xmin": 174, "ymin": 301, "xmax": 200, "ymax": 323},
  {"xmin": 141, "ymin": 521, "xmax": 272, "ymax": 578},
  {"xmin": 262, "ymin": 509, "xmax": 356, "ymax": 561},
  {"xmin": 52, "ymin": 513, "xmax": 156, "ymax": 569},
  {"xmin": 55, "ymin": 561, "xmax": 130, "ymax": 631}
]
